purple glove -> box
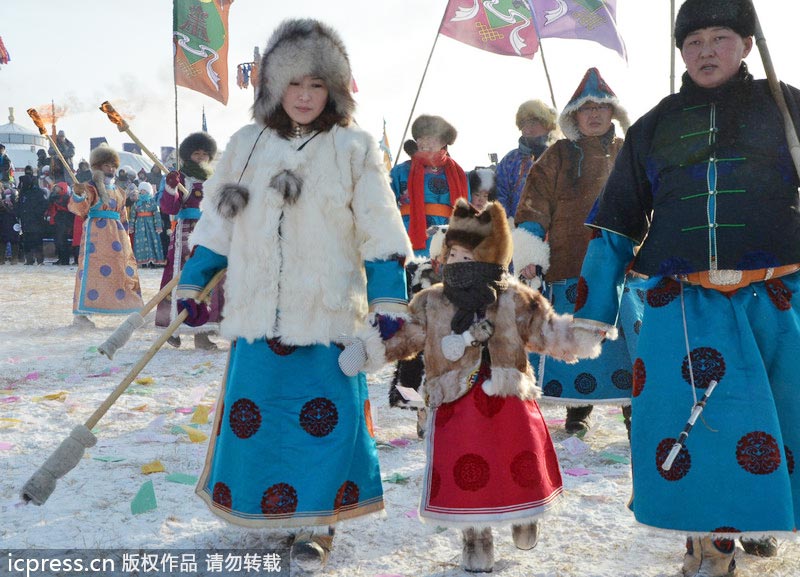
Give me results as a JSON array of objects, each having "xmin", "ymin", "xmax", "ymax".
[
  {"xmin": 177, "ymin": 298, "xmax": 210, "ymax": 327},
  {"xmin": 165, "ymin": 171, "xmax": 181, "ymax": 189}
]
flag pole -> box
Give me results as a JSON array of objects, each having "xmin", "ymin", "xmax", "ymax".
[
  {"xmin": 172, "ymin": 3, "xmax": 181, "ymax": 173},
  {"xmin": 528, "ymin": 3, "xmax": 558, "ymax": 110},
  {"xmin": 393, "ymin": 5, "xmax": 450, "ymax": 168}
]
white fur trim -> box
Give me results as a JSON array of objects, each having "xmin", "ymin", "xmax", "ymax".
[
  {"xmin": 511, "ymin": 228, "xmax": 550, "ymax": 274},
  {"xmin": 355, "ymin": 323, "xmax": 388, "ymax": 374},
  {"xmin": 482, "ymin": 367, "xmax": 540, "ymax": 400}
]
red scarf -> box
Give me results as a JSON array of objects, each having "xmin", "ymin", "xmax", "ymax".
[{"xmin": 408, "ymin": 151, "xmax": 468, "ymax": 250}]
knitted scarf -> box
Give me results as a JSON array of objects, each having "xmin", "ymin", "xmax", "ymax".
[
  {"xmin": 407, "ymin": 151, "xmax": 468, "ymax": 250},
  {"xmin": 442, "ymin": 261, "xmax": 508, "ymax": 333}
]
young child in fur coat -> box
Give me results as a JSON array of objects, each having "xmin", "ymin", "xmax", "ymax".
[{"xmin": 340, "ymin": 199, "xmax": 615, "ymax": 573}]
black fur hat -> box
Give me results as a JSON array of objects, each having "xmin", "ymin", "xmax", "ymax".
[
  {"xmin": 675, "ymin": 0, "xmax": 755, "ymax": 48},
  {"xmin": 179, "ymin": 132, "xmax": 217, "ymax": 163}
]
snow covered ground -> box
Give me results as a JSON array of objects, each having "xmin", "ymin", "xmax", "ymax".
[{"xmin": 1, "ymin": 266, "xmax": 798, "ymax": 577}]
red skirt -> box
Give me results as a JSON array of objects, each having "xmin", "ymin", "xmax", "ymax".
[{"xmin": 420, "ymin": 366, "xmax": 563, "ymax": 526}]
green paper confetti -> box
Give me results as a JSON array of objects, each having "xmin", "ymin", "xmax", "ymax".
[
  {"xmin": 131, "ymin": 480, "xmax": 157, "ymax": 514},
  {"xmin": 93, "ymin": 456, "xmax": 125, "ymax": 463},
  {"xmin": 382, "ymin": 473, "xmax": 410, "ymax": 485},
  {"xmin": 600, "ymin": 452, "xmax": 630, "ymax": 464},
  {"xmin": 165, "ymin": 473, "xmax": 199, "ymax": 485}
]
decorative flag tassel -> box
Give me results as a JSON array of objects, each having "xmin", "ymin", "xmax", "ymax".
[{"xmin": 661, "ymin": 379, "xmax": 719, "ymax": 471}]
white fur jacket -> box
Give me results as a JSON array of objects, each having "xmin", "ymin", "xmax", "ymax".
[
  {"xmin": 189, "ymin": 123, "xmax": 412, "ymax": 345},
  {"xmin": 373, "ymin": 277, "xmax": 615, "ymax": 408}
]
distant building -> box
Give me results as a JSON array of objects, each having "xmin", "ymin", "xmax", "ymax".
[{"xmin": 0, "ymin": 107, "xmax": 49, "ymax": 174}]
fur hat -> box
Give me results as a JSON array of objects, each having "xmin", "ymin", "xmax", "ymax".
[
  {"xmin": 558, "ymin": 67, "xmax": 630, "ymax": 141},
  {"xmin": 515, "ymin": 99, "xmax": 558, "ymax": 132},
  {"xmin": 253, "ymin": 19, "xmax": 355, "ymax": 124},
  {"xmin": 138, "ymin": 181, "xmax": 153, "ymax": 195},
  {"xmin": 675, "ymin": 0, "xmax": 755, "ymax": 48},
  {"xmin": 468, "ymin": 168, "xmax": 497, "ymax": 201},
  {"xmin": 445, "ymin": 199, "xmax": 512, "ymax": 267},
  {"xmin": 89, "ymin": 144, "xmax": 119, "ymax": 170},
  {"xmin": 411, "ymin": 115, "xmax": 457, "ymax": 146},
  {"xmin": 179, "ymin": 132, "xmax": 217, "ymax": 162}
]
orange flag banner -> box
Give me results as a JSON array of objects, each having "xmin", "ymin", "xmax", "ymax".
[{"xmin": 173, "ymin": 0, "xmax": 234, "ymax": 104}]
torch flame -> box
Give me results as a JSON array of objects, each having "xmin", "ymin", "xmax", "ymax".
[
  {"xmin": 27, "ymin": 108, "xmax": 47, "ymax": 135},
  {"xmin": 100, "ymin": 101, "xmax": 129, "ymax": 131}
]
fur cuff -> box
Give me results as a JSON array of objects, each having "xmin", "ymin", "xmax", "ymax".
[
  {"xmin": 512, "ymin": 228, "xmax": 550, "ymax": 274},
  {"xmin": 217, "ymin": 184, "xmax": 249, "ymax": 218},
  {"xmin": 355, "ymin": 322, "xmax": 389, "ymax": 374},
  {"xmin": 270, "ymin": 170, "xmax": 303, "ymax": 205},
  {"xmin": 539, "ymin": 315, "xmax": 618, "ymax": 364},
  {"xmin": 481, "ymin": 367, "xmax": 540, "ymax": 400}
]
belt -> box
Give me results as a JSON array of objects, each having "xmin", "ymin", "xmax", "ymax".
[
  {"xmin": 137, "ymin": 211, "xmax": 154, "ymax": 217},
  {"xmin": 399, "ymin": 203, "xmax": 453, "ymax": 219},
  {"xmin": 88, "ymin": 209, "xmax": 120, "ymax": 220},
  {"xmin": 678, "ymin": 264, "xmax": 800, "ymax": 292},
  {"xmin": 176, "ymin": 207, "xmax": 202, "ymax": 220}
]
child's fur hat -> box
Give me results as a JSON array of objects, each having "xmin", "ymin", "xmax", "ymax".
[
  {"xmin": 445, "ymin": 199, "xmax": 512, "ymax": 267},
  {"xmin": 179, "ymin": 132, "xmax": 217, "ymax": 162}
]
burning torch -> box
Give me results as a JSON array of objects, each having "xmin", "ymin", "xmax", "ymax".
[{"xmin": 27, "ymin": 108, "xmax": 78, "ymax": 186}]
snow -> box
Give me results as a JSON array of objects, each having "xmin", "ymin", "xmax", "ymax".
[{"xmin": 1, "ymin": 266, "xmax": 798, "ymax": 577}]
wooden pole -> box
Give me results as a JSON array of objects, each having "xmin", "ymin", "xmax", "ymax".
[
  {"xmin": 753, "ymin": 9, "xmax": 800, "ymax": 179},
  {"xmin": 98, "ymin": 102, "xmax": 190, "ymax": 199},
  {"xmin": 27, "ymin": 108, "xmax": 78, "ymax": 186}
]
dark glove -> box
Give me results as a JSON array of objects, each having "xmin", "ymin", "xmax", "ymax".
[
  {"xmin": 177, "ymin": 298, "xmax": 209, "ymax": 327},
  {"xmin": 165, "ymin": 171, "xmax": 181, "ymax": 189}
]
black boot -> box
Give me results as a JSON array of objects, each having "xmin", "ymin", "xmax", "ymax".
[
  {"xmin": 565, "ymin": 405, "xmax": 594, "ymax": 435},
  {"xmin": 740, "ymin": 536, "xmax": 778, "ymax": 557},
  {"xmin": 622, "ymin": 405, "xmax": 632, "ymax": 441}
]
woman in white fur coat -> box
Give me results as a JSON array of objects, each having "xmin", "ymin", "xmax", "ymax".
[{"xmin": 172, "ymin": 19, "xmax": 412, "ymax": 571}]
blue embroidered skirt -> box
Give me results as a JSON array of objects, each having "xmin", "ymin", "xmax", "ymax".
[
  {"xmin": 196, "ymin": 338, "xmax": 384, "ymax": 528},
  {"xmin": 630, "ymin": 274, "xmax": 800, "ymax": 535},
  {"xmin": 532, "ymin": 276, "xmax": 643, "ymax": 405}
]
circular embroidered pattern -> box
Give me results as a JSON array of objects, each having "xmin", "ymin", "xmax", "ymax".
[
  {"xmin": 765, "ymin": 279, "xmax": 792, "ymax": 311},
  {"xmin": 429, "ymin": 176, "xmax": 448, "ymax": 194},
  {"xmin": 261, "ymin": 482, "xmax": 298, "ymax": 515},
  {"xmin": 574, "ymin": 372, "xmax": 597, "ymax": 395},
  {"xmin": 212, "ymin": 482, "xmax": 232, "ymax": 509},
  {"xmin": 435, "ymin": 402, "xmax": 455, "ymax": 428},
  {"xmin": 334, "ymin": 481, "xmax": 360, "ymax": 510},
  {"xmin": 611, "ymin": 369, "xmax": 632, "ymax": 391},
  {"xmin": 299, "ymin": 397, "xmax": 339, "ymax": 438},
  {"xmin": 565, "ymin": 283, "xmax": 578, "ymax": 305},
  {"xmin": 543, "ymin": 379, "xmax": 563, "ymax": 397},
  {"xmin": 786, "ymin": 445, "xmax": 795, "ymax": 475},
  {"xmin": 632, "ymin": 358, "xmax": 646, "ymax": 397},
  {"xmin": 510, "ymin": 451, "xmax": 540, "ymax": 488},
  {"xmin": 453, "ymin": 453, "xmax": 491, "ymax": 492},
  {"xmin": 736, "ymin": 431, "xmax": 781, "ymax": 475},
  {"xmin": 681, "ymin": 347, "xmax": 725, "ymax": 389},
  {"xmin": 646, "ymin": 278, "xmax": 681, "ymax": 308},
  {"xmin": 267, "ymin": 338, "xmax": 297, "ymax": 356},
  {"xmin": 474, "ymin": 384, "xmax": 506, "ymax": 418},
  {"xmin": 574, "ymin": 277, "xmax": 588, "ymax": 312},
  {"xmin": 430, "ymin": 467, "xmax": 441, "ymax": 500},
  {"xmin": 229, "ymin": 398, "xmax": 262, "ymax": 439},
  {"xmin": 656, "ymin": 437, "xmax": 691, "ymax": 481}
]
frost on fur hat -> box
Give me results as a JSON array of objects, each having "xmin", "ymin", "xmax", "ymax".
[
  {"xmin": 445, "ymin": 199, "xmax": 512, "ymax": 267},
  {"xmin": 89, "ymin": 144, "xmax": 119, "ymax": 169},
  {"xmin": 411, "ymin": 115, "xmax": 457, "ymax": 146},
  {"xmin": 516, "ymin": 99, "xmax": 557, "ymax": 132},
  {"xmin": 179, "ymin": 132, "xmax": 217, "ymax": 162},
  {"xmin": 558, "ymin": 67, "xmax": 630, "ymax": 141},
  {"xmin": 675, "ymin": 0, "xmax": 755, "ymax": 48},
  {"xmin": 253, "ymin": 19, "xmax": 355, "ymax": 124}
]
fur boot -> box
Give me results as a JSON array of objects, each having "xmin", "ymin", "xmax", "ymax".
[
  {"xmin": 462, "ymin": 527, "xmax": 494, "ymax": 573},
  {"xmin": 194, "ymin": 332, "xmax": 218, "ymax": 350},
  {"xmin": 290, "ymin": 527, "xmax": 334, "ymax": 572},
  {"xmin": 622, "ymin": 404, "xmax": 632, "ymax": 441},
  {"xmin": 565, "ymin": 405, "xmax": 594, "ymax": 435},
  {"xmin": 740, "ymin": 536, "xmax": 777, "ymax": 557},
  {"xmin": 682, "ymin": 536, "xmax": 736, "ymax": 577},
  {"xmin": 511, "ymin": 522, "xmax": 539, "ymax": 550}
]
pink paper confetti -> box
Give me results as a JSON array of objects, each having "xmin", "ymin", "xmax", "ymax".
[
  {"xmin": 389, "ymin": 438, "xmax": 410, "ymax": 447},
  {"xmin": 564, "ymin": 467, "xmax": 592, "ymax": 476},
  {"xmin": 546, "ymin": 418, "xmax": 566, "ymax": 426},
  {"xmin": 0, "ymin": 396, "xmax": 20, "ymax": 404},
  {"xmin": 24, "ymin": 372, "xmax": 39, "ymax": 381},
  {"xmin": 403, "ymin": 510, "xmax": 418, "ymax": 519},
  {"xmin": 175, "ymin": 407, "xmax": 194, "ymax": 414},
  {"xmin": 0, "ymin": 442, "xmax": 14, "ymax": 450},
  {"xmin": 5, "ymin": 358, "xmax": 20, "ymax": 364}
]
